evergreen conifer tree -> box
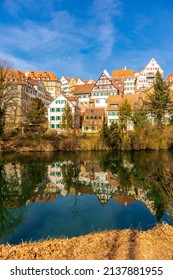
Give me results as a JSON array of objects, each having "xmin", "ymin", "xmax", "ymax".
[
  {"xmin": 146, "ymin": 71, "xmax": 172, "ymax": 125},
  {"xmin": 61, "ymin": 103, "xmax": 73, "ymax": 129}
]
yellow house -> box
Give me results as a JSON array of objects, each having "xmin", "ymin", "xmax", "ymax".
[
  {"xmin": 23, "ymin": 71, "xmax": 61, "ymax": 99},
  {"xmin": 68, "ymin": 77, "xmax": 78, "ymax": 94}
]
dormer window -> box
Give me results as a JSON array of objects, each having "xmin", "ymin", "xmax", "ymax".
[{"xmin": 110, "ymin": 104, "xmax": 118, "ymax": 108}]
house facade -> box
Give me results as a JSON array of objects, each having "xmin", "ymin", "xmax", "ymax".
[
  {"xmin": 112, "ymin": 68, "xmax": 135, "ymax": 95},
  {"xmin": 4, "ymin": 70, "xmax": 51, "ymax": 129},
  {"xmin": 166, "ymin": 74, "xmax": 173, "ymax": 90},
  {"xmin": 48, "ymin": 93, "xmax": 80, "ymax": 130},
  {"xmin": 60, "ymin": 76, "xmax": 70, "ymax": 95},
  {"xmin": 106, "ymin": 94, "xmax": 144, "ymax": 129},
  {"xmin": 73, "ymin": 83, "xmax": 95, "ymax": 112},
  {"xmin": 90, "ymin": 70, "xmax": 119, "ymax": 109},
  {"xmin": 135, "ymin": 58, "xmax": 164, "ymax": 92},
  {"xmin": 82, "ymin": 108, "xmax": 105, "ymax": 133},
  {"xmin": 24, "ymin": 71, "xmax": 61, "ymax": 99}
]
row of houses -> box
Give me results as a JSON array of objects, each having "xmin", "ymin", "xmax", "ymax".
[
  {"xmin": 48, "ymin": 88, "xmax": 149, "ymax": 132},
  {"xmin": 2, "ymin": 57, "xmax": 173, "ymax": 131},
  {"xmin": 21, "ymin": 58, "xmax": 171, "ymax": 100},
  {"xmin": 48, "ymin": 63, "xmax": 172, "ymax": 132}
]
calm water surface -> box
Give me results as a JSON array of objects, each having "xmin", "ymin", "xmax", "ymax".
[{"xmin": 0, "ymin": 151, "xmax": 172, "ymax": 244}]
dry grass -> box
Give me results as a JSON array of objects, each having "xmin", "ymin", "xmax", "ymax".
[{"xmin": 0, "ymin": 224, "xmax": 173, "ymax": 260}]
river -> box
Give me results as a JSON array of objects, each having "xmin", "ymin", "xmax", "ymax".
[{"xmin": 0, "ymin": 150, "xmax": 172, "ymax": 244}]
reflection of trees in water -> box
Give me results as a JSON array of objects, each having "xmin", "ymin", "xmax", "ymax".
[
  {"xmin": 145, "ymin": 161, "xmax": 173, "ymax": 220},
  {"xmin": 61, "ymin": 159, "xmax": 81, "ymax": 192},
  {"xmin": 0, "ymin": 205, "xmax": 27, "ymax": 243},
  {"xmin": 0, "ymin": 162, "xmax": 26, "ymax": 242},
  {"xmin": 0, "ymin": 150, "xmax": 172, "ymax": 242},
  {"xmin": 0, "ymin": 157, "xmax": 49, "ymax": 243},
  {"xmin": 99, "ymin": 151, "xmax": 173, "ymax": 221}
]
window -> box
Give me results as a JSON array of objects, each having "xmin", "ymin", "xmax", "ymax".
[
  {"xmin": 56, "ymin": 116, "xmax": 61, "ymax": 120},
  {"xmin": 96, "ymin": 100, "xmax": 100, "ymax": 104},
  {"xmin": 110, "ymin": 104, "xmax": 118, "ymax": 108},
  {"xmin": 50, "ymin": 116, "xmax": 55, "ymax": 120}
]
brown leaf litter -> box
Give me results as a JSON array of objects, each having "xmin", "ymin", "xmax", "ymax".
[{"xmin": 0, "ymin": 224, "xmax": 173, "ymax": 260}]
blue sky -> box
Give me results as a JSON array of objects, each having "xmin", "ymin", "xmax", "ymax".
[{"xmin": 0, "ymin": 0, "xmax": 173, "ymax": 80}]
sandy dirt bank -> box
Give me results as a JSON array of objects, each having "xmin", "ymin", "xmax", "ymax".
[{"xmin": 0, "ymin": 224, "xmax": 173, "ymax": 260}]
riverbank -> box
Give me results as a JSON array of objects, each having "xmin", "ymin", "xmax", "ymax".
[
  {"xmin": 1, "ymin": 124, "xmax": 173, "ymax": 152},
  {"xmin": 0, "ymin": 224, "xmax": 172, "ymax": 260},
  {"xmin": 0, "ymin": 133, "xmax": 106, "ymax": 152}
]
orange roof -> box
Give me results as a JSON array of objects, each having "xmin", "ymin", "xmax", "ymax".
[
  {"xmin": 84, "ymin": 108, "xmax": 105, "ymax": 115},
  {"xmin": 70, "ymin": 77, "xmax": 78, "ymax": 82},
  {"xmin": 5, "ymin": 69, "xmax": 27, "ymax": 83},
  {"xmin": 26, "ymin": 71, "xmax": 59, "ymax": 81},
  {"xmin": 87, "ymin": 78, "xmax": 96, "ymax": 84},
  {"xmin": 62, "ymin": 76, "xmax": 70, "ymax": 82},
  {"xmin": 107, "ymin": 93, "xmax": 145, "ymax": 111},
  {"xmin": 89, "ymin": 99, "xmax": 94, "ymax": 103},
  {"xmin": 73, "ymin": 83, "xmax": 95, "ymax": 95},
  {"xmin": 112, "ymin": 68, "xmax": 135, "ymax": 79},
  {"xmin": 113, "ymin": 194, "xmax": 135, "ymax": 205},
  {"xmin": 67, "ymin": 96, "xmax": 78, "ymax": 101},
  {"xmin": 166, "ymin": 73, "xmax": 173, "ymax": 83}
]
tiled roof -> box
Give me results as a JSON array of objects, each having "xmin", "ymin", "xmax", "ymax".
[
  {"xmin": 107, "ymin": 93, "xmax": 146, "ymax": 111},
  {"xmin": 62, "ymin": 76, "xmax": 70, "ymax": 82},
  {"xmin": 70, "ymin": 77, "xmax": 78, "ymax": 82},
  {"xmin": 73, "ymin": 83, "xmax": 95, "ymax": 95},
  {"xmin": 26, "ymin": 71, "xmax": 59, "ymax": 81},
  {"xmin": 166, "ymin": 74, "xmax": 173, "ymax": 83},
  {"xmin": 5, "ymin": 69, "xmax": 27, "ymax": 83},
  {"xmin": 112, "ymin": 68, "xmax": 135, "ymax": 79},
  {"xmin": 67, "ymin": 96, "xmax": 78, "ymax": 101},
  {"xmin": 84, "ymin": 108, "xmax": 105, "ymax": 115},
  {"xmin": 87, "ymin": 78, "xmax": 96, "ymax": 84}
]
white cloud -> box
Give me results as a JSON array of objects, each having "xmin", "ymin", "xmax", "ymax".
[
  {"xmin": 0, "ymin": 51, "xmax": 36, "ymax": 70},
  {"xmin": 90, "ymin": 0, "xmax": 123, "ymax": 60}
]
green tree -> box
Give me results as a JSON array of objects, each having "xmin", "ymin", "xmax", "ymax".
[
  {"xmin": 100, "ymin": 123, "xmax": 122, "ymax": 149},
  {"xmin": 132, "ymin": 108, "xmax": 149, "ymax": 130},
  {"xmin": 61, "ymin": 103, "xmax": 73, "ymax": 129},
  {"xmin": 146, "ymin": 71, "xmax": 172, "ymax": 126},
  {"xmin": 25, "ymin": 97, "xmax": 46, "ymax": 131},
  {"xmin": 118, "ymin": 99, "xmax": 132, "ymax": 131}
]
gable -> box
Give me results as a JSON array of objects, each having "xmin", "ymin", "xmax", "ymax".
[
  {"xmin": 91, "ymin": 72, "xmax": 118, "ymax": 92},
  {"xmin": 49, "ymin": 93, "xmax": 67, "ymax": 107}
]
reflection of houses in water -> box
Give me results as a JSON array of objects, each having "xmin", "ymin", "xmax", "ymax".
[
  {"xmin": 113, "ymin": 191, "xmax": 135, "ymax": 206},
  {"xmin": 91, "ymin": 184, "xmax": 118, "ymax": 206},
  {"xmin": 47, "ymin": 160, "xmax": 156, "ymax": 213},
  {"xmin": 48, "ymin": 162, "xmax": 65, "ymax": 190},
  {"xmin": 79, "ymin": 165, "xmax": 119, "ymax": 205},
  {"xmin": 135, "ymin": 188, "xmax": 156, "ymax": 215},
  {"xmin": 48, "ymin": 161, "xmax": 70, "ymax": 196}
]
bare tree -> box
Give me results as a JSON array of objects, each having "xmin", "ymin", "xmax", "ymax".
[{"xmin": 0, "ymin": 58, "xmax": 21, "ymax": 136}]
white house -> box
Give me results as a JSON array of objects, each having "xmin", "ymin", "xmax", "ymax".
[
  {"xmin": 48, "ymin": 93, "xmax": 80, "ymax": 129},
  {"xmin": 135, "ymin": 58, "xmax": 164, "ymax": 92},
  {"xmin": 90, "ymin": 70, "xmax": 119, "ymax": 109}
]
